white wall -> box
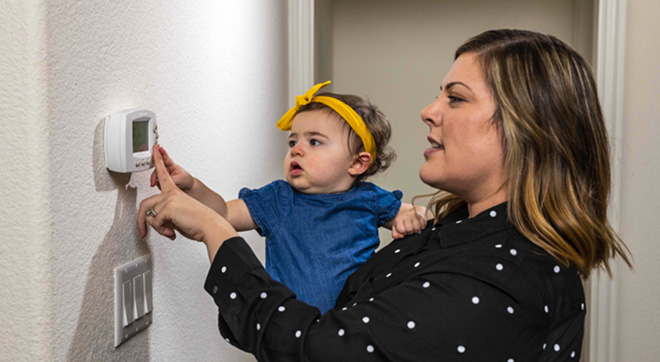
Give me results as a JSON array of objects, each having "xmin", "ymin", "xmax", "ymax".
[
  {"xmin": 1, "ymin": 1, "xmax": 288, "ymax": 361},
  {"xmin": 616, "ymin": 0, "xmax": 660, "ymax": 360}
]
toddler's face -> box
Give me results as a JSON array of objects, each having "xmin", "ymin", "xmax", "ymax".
[{"xmin": 284, "ymin": 110, "xmax": 357, "ymax": 194}]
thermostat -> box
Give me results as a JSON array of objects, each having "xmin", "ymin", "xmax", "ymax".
[{"xmin": 104, "ymin": 109, "xmax": 159, "ymax": 173}]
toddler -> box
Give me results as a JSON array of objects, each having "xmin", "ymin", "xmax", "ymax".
[{"xmin": 153, "ymin": 81, "xmax": 427, "ymax": 312}]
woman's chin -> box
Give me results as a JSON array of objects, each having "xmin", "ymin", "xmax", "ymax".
[
  {"xmin": 419, "ymin": 165, "xmax": 439, "ymax": 188},
  {"xmin": 419, "ymin": 170, "xmax": 453, "ymax": 193}
]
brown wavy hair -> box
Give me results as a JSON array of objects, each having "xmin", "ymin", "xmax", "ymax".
[
  {"xmin": 426, "ymin": 29, "xmax": 631, "ymax": 278},
  {"xmin": 296, "ymin": 92, "xmax": 396, "ymax": 183}
]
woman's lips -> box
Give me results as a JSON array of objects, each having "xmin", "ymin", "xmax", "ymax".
[{"xmin": 424, "ymin": 139, "xmax": 444, "ymax": 158}]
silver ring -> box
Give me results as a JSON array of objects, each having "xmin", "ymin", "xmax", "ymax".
[{"xmin": 146, "ymin": 206, "xmax": 158, "ymax": 217}]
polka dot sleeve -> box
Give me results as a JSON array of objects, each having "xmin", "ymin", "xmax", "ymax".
[
  {"xmin": 206, "ymin": 237, "xmax": 395, "ymax": 361},
  {"xmin": 206, "ymin": 237, "xmax": 417, "ymax": 361}
]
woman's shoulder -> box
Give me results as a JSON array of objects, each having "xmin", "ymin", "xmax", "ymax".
[
  {"xmin": 426, "ymin": 228, "xmax": 585, "ymax": 330},
  {"xmin": 347, "ymin": 223, "xmax": 582, "ymax": 312},
  {"xmin": 501, "ymin": 232, "xmax": 586, "ymax": 312},
  {"xmin": 444, "ymin": 229, "xmax": 583, "ymax": 295}
]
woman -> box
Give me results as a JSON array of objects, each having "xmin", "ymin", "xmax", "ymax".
[{"xmin": 138, "ymin": 29, "xmax": 631, "ymax": 361}]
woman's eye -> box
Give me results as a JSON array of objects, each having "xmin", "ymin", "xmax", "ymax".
[
  {"xmin": 288, "ymin": 140, "xmax": 297, "ymax": 148},
  {"xmin": 448, "ymin": 95, "xmax": 465, "ymax": 105},
  {"xmin": 310, "ymin": 139, "xmax": 322, "ymax": 146}
]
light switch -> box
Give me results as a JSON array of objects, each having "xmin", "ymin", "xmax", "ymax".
[
  {"xmin": 133, "ymin": 274, "xmax": 145, "ymax": 319},
  {"xmin": 114, "ymin": 254, "xmax": 153, "ymax": 348},
  {"xmin": 122, "ymin": 280, "xmax": 134, "ymax": 327},
  {"xmin": 143, "ymin": 270, "xmax": 153, "ymax": 313}
]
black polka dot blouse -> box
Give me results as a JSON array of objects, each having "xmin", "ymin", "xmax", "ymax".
[{"xmin": 204, "ymin": 202, "xmax": 586, "ymax": 361}]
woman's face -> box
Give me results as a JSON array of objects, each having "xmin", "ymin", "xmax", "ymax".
[{"xmin": 419, "ymin": 52, "xmax": 506, "ymax": 205}]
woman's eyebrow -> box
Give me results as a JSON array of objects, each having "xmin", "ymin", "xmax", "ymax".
[{"xmin": 440, "ymin": 81, "xmax": 472, "ymax": 92}]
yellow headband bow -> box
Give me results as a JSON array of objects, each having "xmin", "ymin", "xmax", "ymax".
[{"xmin": 276, "ymin": 80, "xmax": 377, "ymax": 162}]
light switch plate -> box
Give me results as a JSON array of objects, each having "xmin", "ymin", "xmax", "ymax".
[{"xmin": 114, "ymin": 254, "xmax": 153, "ymax": 347}]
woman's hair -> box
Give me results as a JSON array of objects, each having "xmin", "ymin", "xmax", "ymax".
[
  {"xmin": 427, "ymin": 29, "xmax": 631, "ymax": 277},
  {"xmin": 297, "ymin": 92, "xmax": 396, "ymax": 183}
]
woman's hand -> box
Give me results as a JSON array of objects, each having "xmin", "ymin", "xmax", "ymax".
[
  {"xmin": 138, "ymin": 145, "xmax": 238, "ymax": 261},
  {"xmin": 150, "ymin": 146, "xmax": 195, "ymax": 192}
]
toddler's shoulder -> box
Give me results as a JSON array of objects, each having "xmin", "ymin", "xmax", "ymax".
[{"xmin": 356, "ymin": 182, "xmax": 402, "ymax": 199}]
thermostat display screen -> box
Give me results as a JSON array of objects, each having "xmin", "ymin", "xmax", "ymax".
[{"xmin": 132, "ymin": 120, "xmax": 149, "ymax": 153}]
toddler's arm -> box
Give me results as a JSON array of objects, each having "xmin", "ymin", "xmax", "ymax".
[
  {"xmin": 382, "ymin": 203, "xmax": 429, "ymax": 239},
  {"xmin": 187, "ymin": 181, "xmax": 257, "ymax": 232},
  {"xmin": 151, "ymin": 146, "xmax": 257, "ymax": 232}
]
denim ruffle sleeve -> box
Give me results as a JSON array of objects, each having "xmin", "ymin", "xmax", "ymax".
[
  {"xmin": 370, "ymin": 184, "xmax": 403, "ymax": 226},
  {"xmin": 238, "ymin": 180, "xmax": 293, "ymax": 237}
]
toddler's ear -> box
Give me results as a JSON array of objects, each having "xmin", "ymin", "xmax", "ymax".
[{"xmin": 348, "ymin": 152, "xmax": 373, "ymax": 176}]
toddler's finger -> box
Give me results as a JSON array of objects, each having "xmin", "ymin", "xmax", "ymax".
[
  {"xmin": 410, "ymin": 221, "xmax": 422, "ymax": 234},
  {"xmin": 405, "ymin": 219, "xmax": 415, "ymax": 234}
]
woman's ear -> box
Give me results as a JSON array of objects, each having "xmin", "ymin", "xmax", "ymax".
[{"xmin": 348, "ymin": 152, "xmax": 373, "ymax": 176}]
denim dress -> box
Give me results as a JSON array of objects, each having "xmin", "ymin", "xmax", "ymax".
[{"xmin": 239, "ymin": 180, "xmax": 402, "ymax": 313}]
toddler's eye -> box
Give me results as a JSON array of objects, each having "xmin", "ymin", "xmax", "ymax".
[
  {"xmin": 288, "ymin": 140, "xmax": 297, "ymax": 148},
  {"xmin": 310, "ymin": 139, "xmax": 322, "ymax": 146}
]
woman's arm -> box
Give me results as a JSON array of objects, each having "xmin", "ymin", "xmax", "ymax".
[{"xmin": 139, "ymin": 145, "xmax": 239, "ymax": 262}]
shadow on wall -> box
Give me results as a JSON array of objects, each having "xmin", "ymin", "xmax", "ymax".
[{"xmin": 65, "ymin": 120, "xmax": 151, "ymax": 361}]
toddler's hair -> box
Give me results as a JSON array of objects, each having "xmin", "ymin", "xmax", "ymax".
[{"xmin": 297, "ymin": 92, "xmax": 396, "ymax": 183}]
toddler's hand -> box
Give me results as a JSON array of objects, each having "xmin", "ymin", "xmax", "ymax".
[{"xmin": 391, "ymin": 205, "xmax": 429, "ymax": 239}]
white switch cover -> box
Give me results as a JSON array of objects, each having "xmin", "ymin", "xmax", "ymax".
[{"xmin": 114, "ymin": 254, "xmax": 153, "ymax": 347}]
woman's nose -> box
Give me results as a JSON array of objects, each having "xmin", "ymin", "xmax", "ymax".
[{"xmin": 421, "ymin": 98, "xmax": 441, "ymax": 127}]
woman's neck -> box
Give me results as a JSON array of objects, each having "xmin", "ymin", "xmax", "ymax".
[{"xmin": 466, "ymin": 187, "xmax": 508, "ymax": 218}]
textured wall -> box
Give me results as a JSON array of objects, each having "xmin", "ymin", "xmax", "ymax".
[
  {"xmin": 2, "ymin": 1, "xmax": 288, "ymax": 361},
  {"xmin": 0, "ymin": 1, "xmax": 52, "ymax": 361}
]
